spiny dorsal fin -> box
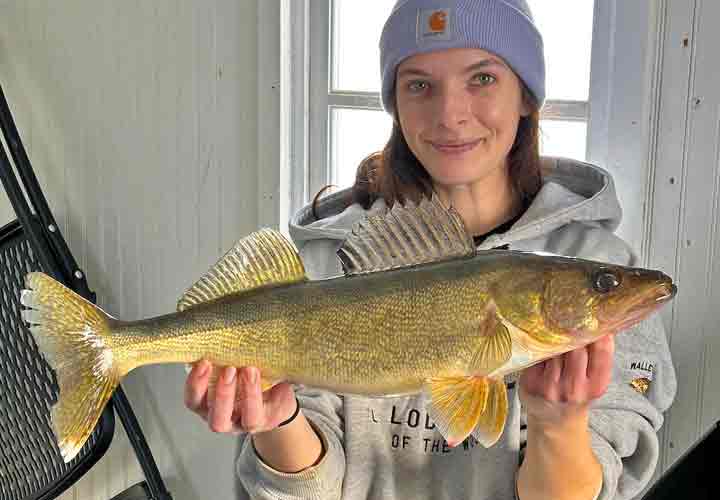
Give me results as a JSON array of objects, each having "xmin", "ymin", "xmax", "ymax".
[
  {"xmin": 177, "ymin": 228, "xmax": 306, "ymax": 311},
  {"xmin": 338, "ymin": 194, "xmax": 475, "ymax": 276}
]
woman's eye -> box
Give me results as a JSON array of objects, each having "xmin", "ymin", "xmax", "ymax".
[
  {"xmin": 471, "ymin": 73, "xmax": 496, "ymax": 85},
  {"xmin": 407, "ymin": 80, "xmax": 429, "ymax": 92}
]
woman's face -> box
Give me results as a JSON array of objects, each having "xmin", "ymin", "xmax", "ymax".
[{"xmin": 395, "ymin": 48, "xmax": 529, "ymax": 189}]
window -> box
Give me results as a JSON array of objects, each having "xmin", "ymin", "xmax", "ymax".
[
  {"xmin": 307, "ymin": 1, "xmax": 594, "ymax": 192},
  {"xmin": 272, "ymin": 0, "xmax": 657, "ymax": 236}
]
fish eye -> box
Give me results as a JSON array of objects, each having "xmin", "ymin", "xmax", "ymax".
[{"xmin": 593, "ymin": 269, "xmax": 621, "ymax": 293}]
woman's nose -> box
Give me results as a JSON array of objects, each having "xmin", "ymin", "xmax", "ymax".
[{"xmin": 434, "ymin": 88, "xmax": 472, "ymax": 129}]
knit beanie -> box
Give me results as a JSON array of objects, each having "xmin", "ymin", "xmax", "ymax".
[{"xmin": 379, "ymin": 0, "xmax": 546, "ymax": 114}]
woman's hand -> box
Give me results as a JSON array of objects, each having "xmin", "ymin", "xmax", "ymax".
[
  {"xmin": 185, "ymin": 360, "xmax": 325, "ymax": 473},
  {"xmin": 516, "ymin": 336, "xmax": 612, "ymax": 500},
  {"xmin": 519, "ymin": 334, "xmax": 615, "ymax": 428},
  {"xmin": 184, "ymin": 360, "xmax": 297, "ymax": 434}
]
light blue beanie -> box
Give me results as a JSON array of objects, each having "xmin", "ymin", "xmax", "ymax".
[{"xmin": 379, "ymin": 0, "xmax": 546, "ymax": 114}]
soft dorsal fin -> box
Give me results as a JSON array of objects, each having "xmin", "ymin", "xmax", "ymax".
[
  {"xmin": 338, "ymin": 194, "xmax": 475, "ymax": 276},
  {"xmin": 177, "ymin": 228, "xmax": 306, "ymax": 311}
]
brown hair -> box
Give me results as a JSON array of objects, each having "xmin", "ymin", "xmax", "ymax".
[{"xmin": 311, "ymin": 83, "xmax": 543, "ymax": 216}]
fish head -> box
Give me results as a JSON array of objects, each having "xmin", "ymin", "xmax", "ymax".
[
  {"xmin": 492, "ymin": 256, "xmax": 676, "ymax": 347},
  {"xmin": 586, "ymin": 263, "xmax": 676, "ymax": 338}
]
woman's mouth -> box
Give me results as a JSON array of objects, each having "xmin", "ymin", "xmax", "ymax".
[{"xmin": 430, "ymin": 139, "xmax": 484, "ymax": 155}]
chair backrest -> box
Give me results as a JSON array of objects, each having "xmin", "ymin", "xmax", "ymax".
[
  {"xmin": 0, "ymin": 219, "xmax": 114, "ymax": 500},
  {"xmin": 0, "ymin": 83, "xmax": 116, "ymax": 500},
  {"xmin": 0, "ymin": 81, "xmax": 171, "ymax": 500}
]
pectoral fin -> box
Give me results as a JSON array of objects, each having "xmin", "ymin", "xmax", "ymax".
[
  {"xmin": 473, "ymin": 302, "xmax": 512, "ymax": 375},
  {"xmin": 426, "ymin": 375, "xmax": 508, "ymax": 448}
]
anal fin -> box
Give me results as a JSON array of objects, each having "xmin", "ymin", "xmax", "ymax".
[{"xmin": 471, "ymin": 377, "xmax": 508, "ymax": 447}]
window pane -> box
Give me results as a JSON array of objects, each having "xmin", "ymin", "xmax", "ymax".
[
  {"xmin": 527, "ymin": 0, "xmax": 594, "ymax": 101},
  {"xmin": 539, "ymin": 120, "xmax": 587, "ymax": 161},
  {"xmin": 330, "ymin": 108, "xmax": 393, "ymax": 188},
  {"xmin": 332, "ymin": 0, "xmax": 396, "ymax": 93}
]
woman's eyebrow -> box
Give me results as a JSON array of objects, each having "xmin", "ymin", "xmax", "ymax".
[
  {"xmin": 396, "ymin": 67, "xmax": 432, "ymax": 79},
  {"xmin": 397, "ymin": 58, "xmax": 506, "ymax": 79},
  {"xmin": 464, "ymin": 59, "xmax": 506, "ymax": 72}
]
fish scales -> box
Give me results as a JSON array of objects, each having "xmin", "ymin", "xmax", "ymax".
[{"xmin": 109, "ymin": 255, "xmax": 512, "ymax": 395}]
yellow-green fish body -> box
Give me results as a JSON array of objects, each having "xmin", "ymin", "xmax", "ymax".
[{"xmin": 21, "ymin": 196, "xmax": 676, "ymax": 462}]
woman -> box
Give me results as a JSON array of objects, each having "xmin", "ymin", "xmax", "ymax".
[{"xmin": 185, "ymin": 1, "xmax": 676, "ymax": 499}]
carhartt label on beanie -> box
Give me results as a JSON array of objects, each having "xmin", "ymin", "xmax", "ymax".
[{"xmin": 417, "ymin": 8, "xmax": 454, "ymax": 42}]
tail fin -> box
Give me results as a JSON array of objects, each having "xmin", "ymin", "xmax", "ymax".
[{"xmin": 21, "ymin": 272, "xmax": 119, "ymax": 463}]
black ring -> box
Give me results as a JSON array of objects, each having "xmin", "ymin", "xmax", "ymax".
[{"xmin": 277, "ymin": 396, "xmax": 300, "ymax": 427}]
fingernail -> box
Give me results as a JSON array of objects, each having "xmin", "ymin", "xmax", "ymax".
[
  {"xmin": 197, "ymin": 361, "xmax": 210, "ymax": 377},
  {"xmin": 224, "ymin": 367, "xmax": 237, "ymax": 384}
]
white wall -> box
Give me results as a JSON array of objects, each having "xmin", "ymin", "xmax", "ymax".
[
  {"xmin": 647, "ymin": 0, "xmax": 720, "ymax": 488},
  {"xmin": 0, "ymin": 1, "xmax": 259, "ymax": 499}
]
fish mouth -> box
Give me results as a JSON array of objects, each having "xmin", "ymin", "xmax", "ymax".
[
  {"xmin": 662, "ymin": 283, "xmax": 678, "ymax": 301},
  {"xmin": 604, "ymin": 280, "xmax": 676, "ymax": 333},
  {"xmin": 631, "ymin": 280, "xmax": 676, "ymax": 309},
  {"xmin": 649, "ymin": 281, "xmax": 677, "ymax": 306}
]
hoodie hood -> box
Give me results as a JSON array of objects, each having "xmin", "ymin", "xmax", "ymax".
[{"xmin": 290, "ymin": 157, "xmax": 623, "ymax": 254}]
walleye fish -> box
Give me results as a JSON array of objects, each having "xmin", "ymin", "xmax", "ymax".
[{"xmin": 20, "ymin": 196, "xmax": 676, "ymax": 463}]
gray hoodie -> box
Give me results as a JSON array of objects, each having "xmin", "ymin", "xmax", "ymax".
[{"xmin": 235, "ymin": 157, "xmax": 677, "ymax": 500}]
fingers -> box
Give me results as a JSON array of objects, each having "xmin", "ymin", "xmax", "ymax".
[
  {"xmin": 186, "ymin": 362, "xmax": 287, "ymax": 435},
  {"xmin": 543, "ymin": 355, "xmax": 563, "ymax": 384},
  {"xmin": 185, "ymin": 364, "xmax": 296, "ymax": 435},
  {"xmin": 587, "ymin": 334, "xmax": 615, "ymax": 398},
  {"xmin": 184, "ymin": 359, "xmax": 211, "ymax": 418},
  {"xmin": 587, "ymin": 334, "xmax": 615, "ymax": 377},
  {"xmin": 521, "ymin": 338, "xmax": 616, "ymax": 424},
  {"xmin": 208, "ymin": 366, "xmax": 239, "ymax": 433},
  {"xmin": 562, "ymin": 347, "xmax": 589, "ymax": 403},
  {"xmin": 524, "ymin": 349, "xmax": 587, "ymax": 403},
  {"xmin": 519, "ymin": 361, "xmax": 545, "ymax": 396},
  {"xmin": 239, "ymin": 367, "xmax": 264, "ymax": 433}
]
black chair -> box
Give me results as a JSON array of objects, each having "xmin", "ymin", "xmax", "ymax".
[
  {"xmin": 0, "ymin": 82, "xmax": 172, "ymax": 500},
  {"xmin": 641, "ymin": 420, "xmax": 718, "ymax": 500}
]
